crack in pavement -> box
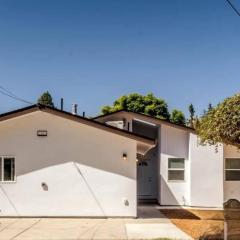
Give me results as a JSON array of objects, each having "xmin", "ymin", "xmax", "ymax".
[
  {"xmin": 0, "ymin": 219, "xmax": 20, "ymax": 233},
  {"xmin": 77, "ymin": 220, "xmax": 104, "ymax": 240},
  {"xmin": 9, "ymin": 218, "xmax": 41, "ymax": 240},
  {"xmin": 90, "ymin": 219, "xmax": 108, "ymax": 240}
]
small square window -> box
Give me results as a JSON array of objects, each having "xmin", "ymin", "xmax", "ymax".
[
  {"xmin": 168, "ymin": 158, "xmax": 185, "ymax": 169},
  {"xmin": 168, "ymin": 158, "xmax": 185, "ymax": 181},
  {"xmin": 225, "ymin": 158, "xmax": 240, "ymax": 181}
]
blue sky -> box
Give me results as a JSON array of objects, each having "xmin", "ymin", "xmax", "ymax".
[{"xmin": 0, "ymin": 0, "xmax": 239, "ymax": 117}]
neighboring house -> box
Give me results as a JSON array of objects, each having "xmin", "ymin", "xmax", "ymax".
[{"xmin": 0, "ymin": 105, "xmax": 239, "ymax": 217}]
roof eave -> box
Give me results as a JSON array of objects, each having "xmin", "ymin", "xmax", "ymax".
[{"xmin": 94, "ymin": 110, "xmax": 195, "ymax": 132}]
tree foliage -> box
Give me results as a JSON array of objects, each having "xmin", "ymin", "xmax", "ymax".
[
  {"xmin": 37, "ymin": 91, "xmax": 54, "ymax": 107},
  {"xmin": 196, "ymin": 94, "xmax": 240, "ymax": 148},
  {"xmin": 100, "ymin": 93, "xmax": 186, "ymax": 125},
  {"xmin": 101, "ymin": 93, "xmax": 170, "ymax": 120},
  {"xmin": 170, "ymin": 109, "xmax": 186, "ymax": 125},
  {"xmin": 187, "ymin": 103, "xmax": 196, "ymax": 128}
]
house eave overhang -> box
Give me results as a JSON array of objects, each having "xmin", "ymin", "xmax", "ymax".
[
  {"xmin": 93, "ymin": 110, "xmax": 195, "ymax": 133},
  {"xmin": 137, "ymin": 140, "xmax": 156, "ymax": 156}
]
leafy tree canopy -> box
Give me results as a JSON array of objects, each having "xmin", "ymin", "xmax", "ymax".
[
  {"xmin": 196, "ymin": 93, "xmax": 240, "ymax": 148},
  {"xmin": 37, "ymin": 91, "xmax": 54, "ymax": 107},
  {"xmin": 101, "ymin": 93, "xmax": 186, "ymax": 125},
  {"xmin": 170, "ymin": 109, "xmax": 186, "ymax": 125},
  {"xmin": 101, "ymin": 93, "xmax": 170, "ymax": 119}
]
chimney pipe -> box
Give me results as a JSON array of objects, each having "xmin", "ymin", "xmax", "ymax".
[
  {"xmin": 72, "ymin": 103, "xmax": 78, "ymax": 115},
  {"xmin": 60, "ymin": 98, "xmax": 64, "ymax": 111}
]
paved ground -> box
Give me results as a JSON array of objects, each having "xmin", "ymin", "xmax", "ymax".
[{"xmin": 0, "ymin": 205, "xmax": 192, "ymax": 240}]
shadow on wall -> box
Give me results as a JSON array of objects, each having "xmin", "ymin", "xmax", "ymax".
[
  {"xmin": 17, "ymin": 143, "xmax": 135, "ymax": 180},
  {"xmin": 160, "ymin": 177, "xmax": 186, "ymax": 206},
  {"xmin": 160, "ymin": 127, "xmax": 190, "ymax": 159}
]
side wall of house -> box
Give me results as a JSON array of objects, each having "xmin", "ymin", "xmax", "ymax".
[
  {"xmin": 160, "ymin": 125, "xmax": 190, "ymax": 205},
  {"xmin": 189, "ymin": 133, "xmax": 224, "ymax": 207},
  {"xmin": 160, "ymin": 128, "xmax": 225, "ymax": 208},
  {"xmin": 0, "ymin": 111, "xmax": 137, "ymax": 217},
  {"xmin": 224, "ymin": 145, "xmax": 240, "ymax": 202}
]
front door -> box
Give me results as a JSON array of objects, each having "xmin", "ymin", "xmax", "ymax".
[{"xmin": 137, "ymin": 158, "xmax": 157, "ymax": 199}]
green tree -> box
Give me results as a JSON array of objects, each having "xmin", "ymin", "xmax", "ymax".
[
  {"xmin": 101, "ymin": 105, "xmax": 112, "ymax": 115},
  {"xmin": 170, "ymin": 109, "xmax": 186, "ymax": 125},
  {"xmin": 187, "ymin": 103, "xmax": 195, "ymax": 128},
  {"xmin": 37, "ymin": 91, "xmax": 54, "ymax": 107},
  {"xmin": 100, "ymin": 93, "xmax": 170, "ymax": 120},
  {"xmin": 197, "ymin": 93, "xmax": 240, "ymax": 148}
]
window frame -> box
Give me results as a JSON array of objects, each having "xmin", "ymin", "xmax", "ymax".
[
  {"xmin": 168, "ymin": 158, "xmax": 185, "ymax": 182},
  {"xmin": 225, "ymin": 158, "xmax": 240, "ymax": 181},
  {"xmin": 0, "ymin": 156, "xmax": 16, "ymax": 183}
]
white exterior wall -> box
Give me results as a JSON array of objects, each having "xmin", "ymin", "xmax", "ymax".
[
  {"xmin": 224, "ymin": 145, "xmax": 240, "ymax": 202},
  {"xmin": 160, "ymin": 125, "xmax": 190, "ymax": 206},
  {"xmin": 0, "ymin": 111, "xmax": 137, "ymax": 217},
  {"xmin": 160, "ymin": 127, "xmax": 225, "ymax": 208},
  {"xmin": 189, "ymin": 133, "xmax": 223, "ymax": 208}
]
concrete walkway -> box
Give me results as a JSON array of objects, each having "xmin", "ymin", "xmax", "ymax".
[{"xmin": 0, "ymin": 206, "xmax": 192, "ymax": 240}]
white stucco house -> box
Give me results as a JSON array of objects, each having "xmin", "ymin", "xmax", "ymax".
[{"xmin": 0, "ymin": 104, "xmax": 239, "ymax": 217}]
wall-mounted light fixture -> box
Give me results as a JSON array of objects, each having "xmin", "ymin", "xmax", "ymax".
[
  {"xmin": 123, "ymin": 153, "xmax": 127, "ymax": 161},
  {"xmin": 41, "ymin": 182, "xmax": 48, "ymax": 191},
  {"xmin": 37, "ymin": 130, "xmax": 48, "ymax": 137}
]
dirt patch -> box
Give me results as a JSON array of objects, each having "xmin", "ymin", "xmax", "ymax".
[{"xmin": 160, "ymin": 209, "xmax": 224, "ymax": 240}]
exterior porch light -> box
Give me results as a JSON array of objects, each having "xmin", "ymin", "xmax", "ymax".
[{"xmin": 123, "ymin": 153, "xmax": 127, "ymax": 160}]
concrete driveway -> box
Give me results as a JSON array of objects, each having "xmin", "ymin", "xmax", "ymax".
[{"xmin": 0, "ymin": 205, "xmax": 192, "ymax": 240}]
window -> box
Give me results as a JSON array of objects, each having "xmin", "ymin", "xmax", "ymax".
[
  {"xmin": 0, "ymin": 157, "xmax": 15, "ymax": 182},
  {"xmin": 225, "ymin": 158, "xmax": 240, "ymax": 181},
  {"xmin": 168, "ymin": 158, "xmax": 185, "ymax": 181}
]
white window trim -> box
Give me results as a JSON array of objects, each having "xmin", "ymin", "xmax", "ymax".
[
  {"xmin": 225, "ymin": 158, "xmax": 240, "ymax": 181},
  {"xmin": 0, "ymin": 156, "xmax": 16, "ymax": 183},
  {"xmin": 168, "ymin": 158, "xmax": 185, "ymax": 182}
]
